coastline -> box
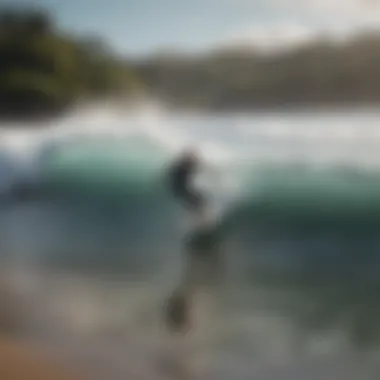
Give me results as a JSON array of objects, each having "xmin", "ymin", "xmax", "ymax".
[{"xmin": 2, "ymin": 98, "xmax": 380, "ymax": 125}]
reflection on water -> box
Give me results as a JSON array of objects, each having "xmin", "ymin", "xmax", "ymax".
[{"xmin": 1, "ymin": 264, "xmax": 380, "ymax": 379}]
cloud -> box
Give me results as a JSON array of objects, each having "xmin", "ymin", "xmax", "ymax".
[
  {"xmin": 298, "ymin": 0, "xmax": 380, "ymax": 27},
  {"xmin": 229, "ymin": 0, "xmax": 380, "ymax": 14},
  {"xmin": 222, "ymin": 22, "xmax": 321, "ymax": 52},
  {"xmin": 248, "ymin": 0, "xmax": 380, "ymax": 26},
  {"xmin": 219, "ymin": 0, "xmax": 380, "ymax": 52}
]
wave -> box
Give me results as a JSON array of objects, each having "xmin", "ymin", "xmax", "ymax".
[
  {"xmin": 229, "ymin": 164, "xmax": 380, "ymax": 229},
  {"xmin": 38, "ymin": 145, "xmax": 380, "ymax": 225},
  {"xmin": 2, "ymin": 109, "xmax": 380, "ymax": 349},
  {"xmin": 1, "ymin": 109, "xmax": 380, "ymax": 279},
  {"xmin": 28, "ymin": 138, "xmax": 380, "ymax": 241}
]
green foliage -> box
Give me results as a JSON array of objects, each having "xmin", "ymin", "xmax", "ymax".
[
  {"xmin": 140, "ymin": 36, "xmax": 380, "ymax": 109},
  {"xmin": 0, "ymin": 6, "xmax": 142, "ymax": 120},
  {"xmin": 3, "ymin": 5, "xmax": 380, "ymax": 119}
]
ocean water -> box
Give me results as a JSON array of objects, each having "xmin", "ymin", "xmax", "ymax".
[{"xmin": 1, "ymin": 104, "xmax": 380, "ymax": 378}]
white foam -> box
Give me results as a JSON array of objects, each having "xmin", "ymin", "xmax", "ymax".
[{"xmin": 1, "ymin": 105, "xmax": 380, "ymax": 171}]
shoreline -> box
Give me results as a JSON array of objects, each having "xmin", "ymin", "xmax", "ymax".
[
  {"xmin": 0, "ymin": 337, "xmax": 88, "ymax": 380},
  {"xmin": 2, "ymin": 100, "xmax": 380, "ymax": 125}
]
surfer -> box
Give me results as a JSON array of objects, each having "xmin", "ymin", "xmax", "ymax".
[
  {"xmin": 164, "ymin": 149, "xmax": 204, "ymax": 333},
  {"xmin": 165, "ymin": 149, "xmax": 224, "ymax": 334},
  {"xmin": 167, "ymin": 148, "xmax": 207, "ymax": 223}
]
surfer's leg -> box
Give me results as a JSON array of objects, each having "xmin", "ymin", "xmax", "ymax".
[
  {"xmin": 183, "ymin": 190, "xmax": 209, "ymax": 225},
  {"xmin": 164, "ymin": 289, "xmax": 193, "ymax": 334},
  {"xmin": 165, "ymin": 186, "xmax": 210, "ymax": 334}
]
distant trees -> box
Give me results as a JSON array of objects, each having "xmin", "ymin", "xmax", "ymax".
[
  {"xmin": 139, "ymin": 35, "xmax": 380, "ymax": 110},
  {"xmin": 3, "ymin": 5, "xmax": 380, "ymax": 121},
  {"xmin": 0, "ymin": 6, "xmax": 142, "ymax": 121}
]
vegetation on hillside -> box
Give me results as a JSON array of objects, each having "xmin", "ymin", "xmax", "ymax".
[
  {"xmin": 0, "ymin": 6, "xmax": 142, "ymax": 121},
  {"xmin": 3, "ymin": 5, "xmax": 380, "ymax": 120},
  {"xmin": 138, "ymin": 35, "xmax": 380, "ymax": 110}
]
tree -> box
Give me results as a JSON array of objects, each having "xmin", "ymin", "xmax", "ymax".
[{"xmin": 0, "ymin": 6, "xmax": 143, "ymax": 122}]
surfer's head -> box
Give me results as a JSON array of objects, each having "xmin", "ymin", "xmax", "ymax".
[{"xmin": 181, "ymin": 147, "xmax": 200, "ymax": 165}]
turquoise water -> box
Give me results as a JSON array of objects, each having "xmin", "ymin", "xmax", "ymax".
[{"xmin": 1, "ymin": 107, "xmax": 380, "ymax": 359}]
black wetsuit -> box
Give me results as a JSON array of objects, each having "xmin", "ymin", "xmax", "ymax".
[{"xmin": 168, "ymin": 158, "xmax": 205, "ymax": 212}]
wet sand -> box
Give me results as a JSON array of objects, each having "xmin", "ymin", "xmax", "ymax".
[
  {"xmin": 0, "ymin": 268, "xmax": 379, "ymax": 380},
  {"xmin": 0, "ymin": 327, "xmax": 380, "ymax": 380},
  {"xmin": 0, "ymin": 338, "xmax": 87, "ymax": 380}
]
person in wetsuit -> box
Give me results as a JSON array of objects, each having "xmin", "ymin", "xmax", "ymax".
[
  {"xmin": 167, "ymin": 149, "xmax": 206, "ymax": 216},
  {"xmin": 165, "ymin": 149, "xmax": 207, "ymax": 333}
]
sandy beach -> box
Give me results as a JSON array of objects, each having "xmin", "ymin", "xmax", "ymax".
[{"xmin": 0, "ymin": 338, "xmax": 88, "ymax": 380}]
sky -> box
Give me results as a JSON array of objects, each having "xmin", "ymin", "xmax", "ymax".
[{"xmin": 7, "ymin": 0, "xmax": 380, "ymax": 56}]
